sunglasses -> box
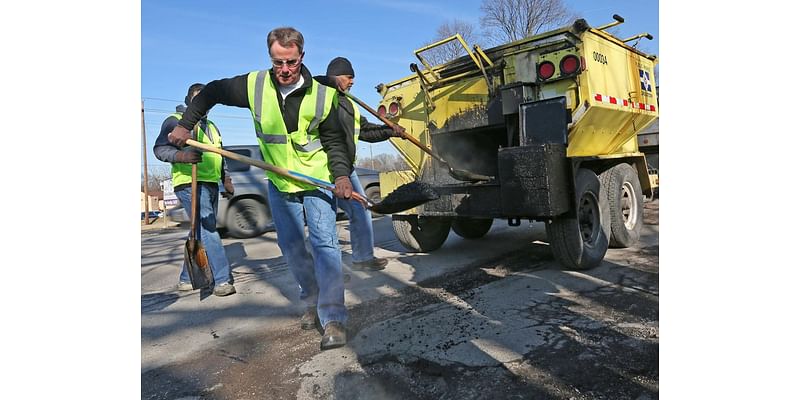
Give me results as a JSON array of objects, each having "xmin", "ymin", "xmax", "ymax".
[{"xmin": 271, "ymin": 57, "xmax": 302, "ymax": 68}]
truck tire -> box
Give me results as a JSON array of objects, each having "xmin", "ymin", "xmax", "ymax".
[
  {"xmin": 600, "ymin": 163, "xmax": 643, "ymax": 248},
  {"xmin": 452, "ymin": 217, "xmax": 493, "ymax": 239},
  {"xmin": 392, "ymin": 215, "xmax": 451, "ymax": 252},
  {"xmin": 226, "ymin": 198, "xmax": 272, "ymax": 238},
  {"xmin": 365, "ymin": 185, "xmax": 383, "ymax": 218},
  {"xmin": 546, "ymin": 168, "xmax": 610, "ymax": 270}
]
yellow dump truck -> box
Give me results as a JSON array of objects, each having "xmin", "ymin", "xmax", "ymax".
[{"xmin": 374, "ymin": 15, "xmax": 658, "ymax": 270}]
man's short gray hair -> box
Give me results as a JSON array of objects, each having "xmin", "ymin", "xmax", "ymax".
[{"xmin": 267, "ymin": 27, "xmax": 304, "ymax": 55}]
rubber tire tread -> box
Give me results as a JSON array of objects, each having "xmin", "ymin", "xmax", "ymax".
[
  {"xmin": 391, "ymin": 215, "xmax": 451, "ymax": 253},
  {"xmin": 226, "ymin": 198, "xmax": 271, "ymax": 238},
  {"xmin": 451, "ymin": 217, "xmax": 493, "ymax": 239},
  {"xmin": 599, "ymin": 163, "xmax": 643, "ymax": 248},
  {"xmin": 546, "ymin": 169, "xmax": 610, "ymax": 270}
]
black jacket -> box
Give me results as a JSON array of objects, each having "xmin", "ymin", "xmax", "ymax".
[
  {"xmin": 178, "ymin": 66, "xmax": 352, "ymax": 179},
  {"xmin": 314, "ymin": 75, "xmax": 396, "ymax": 163}
]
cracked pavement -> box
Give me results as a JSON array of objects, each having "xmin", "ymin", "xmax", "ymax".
[{"xmin": 142, "ymin": 201, "xmax": 658, "ymax": 399}]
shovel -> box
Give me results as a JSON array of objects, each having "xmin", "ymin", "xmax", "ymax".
[
  {"xmin": 186, "ymin": 139, "xmax": 438, "ymax": 215},
  {"xmin": 344, "ymin": 92, "xmax": 493, "ymax": 182},
  {"xmin": 184, "ymin": 130, "xmax": 213, "ymax": 290}
]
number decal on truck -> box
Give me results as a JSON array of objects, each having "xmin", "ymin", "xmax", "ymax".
[{"xmin": 593, "ymin": 51, "xmax": 608, "ymax": 65}]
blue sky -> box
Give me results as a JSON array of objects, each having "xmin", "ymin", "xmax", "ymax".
[{"xmin": 141, "ymin": 0, "xmax": 659, "ymax": 172}]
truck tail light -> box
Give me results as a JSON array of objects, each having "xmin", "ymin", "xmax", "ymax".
[
  {"xmin": 377, "ymin": 105, "xmax": 387, "ymax": 117},
  {"xmin": 538, "ymin": 61, "xmax": 555, "ymax": 80},
  {"xmin": 560, "ymin": 55, "xmax": 580, "ymax": 75},
  {"xmin": 388, "ymin": 101, "xmax": 400, "ymax": 116}
]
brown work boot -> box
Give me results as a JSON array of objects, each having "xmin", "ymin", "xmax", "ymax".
[
  {"xmin": 300, "ymin": 306, "xmax": 319, "ymax": 330},
  {"xmin": 320, "ymin": 321, "xmax": 347, "ymax": 350},
  {"xmin": 351, "ymin": 257, "xmax": 388, "ymax": 271}
]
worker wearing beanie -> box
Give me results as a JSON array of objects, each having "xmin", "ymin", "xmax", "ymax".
[{"xmin": 315, "ymin": 57, "xmax": 406, "ymax": 272}]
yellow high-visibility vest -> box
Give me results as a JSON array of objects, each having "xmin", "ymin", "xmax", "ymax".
[
  {"xmin": 247, "ymin": 71, "xmax": 336, "ymax": 193},
  {"xmin": 170, "ymin": 113, "xmax": 223, "ymax": 186}
]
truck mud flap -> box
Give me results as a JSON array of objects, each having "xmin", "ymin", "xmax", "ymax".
[{"xmin": 498, "ymin": 143, "xmax": 571, "ymax": 218}]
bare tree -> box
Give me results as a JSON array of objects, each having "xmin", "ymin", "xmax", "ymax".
[
  {"xmin": 141, "ymin": 166, "xmax": 171, "ymax": 193},
  {"xmin": 479, "ymin": 0, "xmax": 579, "ymax": 45},
  {"xmin": 357, "ymin": 154, "xmax": 410, "ymax": 172},
  {"xmin": 385, "ymin": 154, "xmax": 411, "ymax": 171},
  {"xmin": 420, "ymin": 19, "xmax": 480, "ymax": 66}
]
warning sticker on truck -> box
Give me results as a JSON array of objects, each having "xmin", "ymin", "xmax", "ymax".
[{"xmin": 640, "ymin": 69, "xmax": 652, "ymax": 92}]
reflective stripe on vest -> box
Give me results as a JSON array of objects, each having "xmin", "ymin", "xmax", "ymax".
[
  {"xmin": 170, "ymin": 113, "xmax": 223, "ymax": 186},
  {"xmin": 256, "ymin": 132, "xmax": 287, "ymax": 144},
  {"xmin": 247, "ymin": 70, "xmax": 336, "ymax": 193}
]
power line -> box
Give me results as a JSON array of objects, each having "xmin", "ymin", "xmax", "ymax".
[
  {"xmin": 143, "ymin": 108, "xmax": 253, "ymax": 120},
  {"xmin": 142, "ymin": 123, "xmax": 258, "ymax": 136},
  {"xmin": 142, "ymin": 97, "xmax": 183, "ymax": 102}
]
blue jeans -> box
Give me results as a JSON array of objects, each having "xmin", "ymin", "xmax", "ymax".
[
  {"xmin": 267, "ymin": 181, "xmax": 347, "ymax": 327},
  {"xmin": 337, "ymin": 170, "xmax": 375, "ymax": 263},
  {"xmin": 175, "ymin": 183, "xmax": 232, "ymax": 287}
]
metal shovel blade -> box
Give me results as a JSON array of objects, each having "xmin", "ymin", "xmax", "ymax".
[
  {"xmin": 448, "ymin": 167, "xmax": 493, "ymax": 182},
  {"xmin": 184, "ymin": 151, "xmax": 213, "ymax": 292},
  {"xmin": 369, "ymin": 181, "xmax": 440, "ymax": 215},
  {"xmin": 185, "ymin": 239, "xmax": 212, "ymax": 290}
]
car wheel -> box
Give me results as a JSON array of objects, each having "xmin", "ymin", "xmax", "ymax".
[
  {"xmin": 391, "ymin": 215, "xmax": 451, "ymax": 252},
  {"xmin": 225, "ymin": 198, "xmax": 272, "ymax": 238},
  {"xmin": 451, "ymin": 217, "xmax": 493, "ymax": 239},
  {"xmin": 599, "ymin": 163, "xmax": 644, "ymax": 248},
  {"xmin": 546, "ymin": 168, "xmax": 610, "ymax": 270}
]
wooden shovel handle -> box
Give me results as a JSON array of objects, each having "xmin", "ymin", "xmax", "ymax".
[
  {"xmin": 186, "ymin": 139, "xmax": 371, "ymax": 208},
  {"xmin": 189, "ymin": 127, "xmax": 200, "ymax": 243},
  {"xmin": 343, "ymin": 92, "xmax": 442, "ymax": 162}
]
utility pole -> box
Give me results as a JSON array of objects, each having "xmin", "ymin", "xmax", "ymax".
[
  {"xmin": 370, "ymin": 144, "xmax": 375, "ymax": 170},
  {"xmin": 141, "ymin": 99, "xmax": 150, "ymax": 225}
]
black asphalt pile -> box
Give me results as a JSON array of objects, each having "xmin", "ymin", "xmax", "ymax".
[{"xmin": 370, "ymin": 181, "xmax": 440, "ymax": 215}]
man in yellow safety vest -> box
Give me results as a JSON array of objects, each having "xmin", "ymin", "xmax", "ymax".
[{"xmin": 168, "ymin": 27, "xmax": 354, "ymax": 351}]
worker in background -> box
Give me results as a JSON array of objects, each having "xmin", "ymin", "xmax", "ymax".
[
  {"xmin": 153, "ymin": 83, "xmax": 237, "ymax": 297},
  {"xmin": 167, "ymin": 27, "xmax": 353, "ymax": 351},
  {"xmin": 315, "ymin": 57, "xmax": 406, "ymax": 272}
]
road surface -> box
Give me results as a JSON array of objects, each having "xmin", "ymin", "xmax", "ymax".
[{"xmin": 141, "ymin": 200, "xmax": 658, "ymax": 399}]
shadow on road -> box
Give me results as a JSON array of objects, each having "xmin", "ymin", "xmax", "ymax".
[
  {"xmin": 326, "ymin": 240, "xmax": 658, "ymax": 399},
  {"xmin": 142, "ymin": 204, "xmax": 659, "ymax": 399}
]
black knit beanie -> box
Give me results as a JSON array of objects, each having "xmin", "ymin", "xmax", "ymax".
[
  {"xmin": 185, "ymin": 83, "xmax": 206, "ymax": 106},
  {"xmin": 326, "ymin": 57, "xmax": 354, "ymax": 76}
]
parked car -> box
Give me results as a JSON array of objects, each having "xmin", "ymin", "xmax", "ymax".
[
  {"xmin": 166, "ymin": 144, "xmax": 382, "ymax": 238},
  {"xmin": 141, "ymin": 210, "xmax": 162, "ymax": 220}
]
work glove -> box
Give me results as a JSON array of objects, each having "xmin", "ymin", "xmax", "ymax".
[
  {"xmin": 222, "ymin": 176, "xmax": 235, "ymax": 199},
  {"xmin": 389, "ymin": 124, "xmax": 407, "ymax": 139},
  {"xmin": 174, "ymin": 150, "xmax": 201, "ymax": 164},
  {"xmin": 333, "ymin": 175, "xmax": 353, "ymax": 199},
  {"xmin": 168, "ymin": 125, "xmax": 192, "ymax": 147}
]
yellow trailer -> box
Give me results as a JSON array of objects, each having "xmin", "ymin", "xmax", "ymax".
[{"xmin": 374, "ymin": 15, "xmax": 658, "ymax": 270}]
